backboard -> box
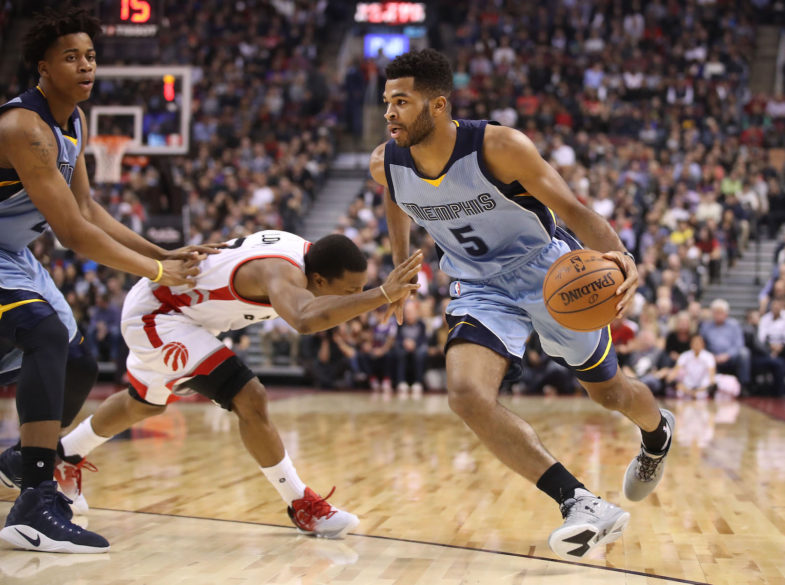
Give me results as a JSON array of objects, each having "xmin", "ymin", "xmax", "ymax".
[{"xmin": 82, "ymin": 65, "xmax": 192, "ymax": 156}]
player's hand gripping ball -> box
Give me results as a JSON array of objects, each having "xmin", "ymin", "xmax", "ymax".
[{"xmin": 543, "ymin": 250, "xmax": 623, "ymax": 331}]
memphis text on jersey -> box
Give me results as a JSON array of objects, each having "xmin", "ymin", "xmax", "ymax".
[{"xmin": 400, "ymin": 192, "xmax": 496, "ymax": 222}]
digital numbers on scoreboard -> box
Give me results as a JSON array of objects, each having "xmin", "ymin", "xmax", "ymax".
[
  {"xmin": 354, "ymin": 2, "xmax": 426, "ymax": 25},
  {"xmin": 96, "ymin": 0, "xmax": 162, "ymax": 38}
]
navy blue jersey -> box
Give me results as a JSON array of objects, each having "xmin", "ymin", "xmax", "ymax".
[
  {"xmin": 0, "ymin": 87, "xmax": 82, "ymax": 252},
  {"xmin": 385, "ymin": 119, "xmax": 556, "ymax": 280}
]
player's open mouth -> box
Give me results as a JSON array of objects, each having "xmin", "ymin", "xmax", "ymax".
[
  {"xmin": 388, "ymin": 126, "xmax": 403, "ymax": 138},
  {"xmin": 78, "ymin": 80, "xmax": 93, "ymax": 89}
]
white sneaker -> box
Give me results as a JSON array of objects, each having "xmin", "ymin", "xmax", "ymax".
[
  {"xmin": 54, "ymin": 458, "xmax": 95, "ymax": 515},
  {"xmin": 623, "ymin": 409, "xmax": 675, "ymax": 501},
  {"xmin": 548, "ymin": 489, "xmax": 629, "ymax": 560},
  {"xmin": 287, "ymin": 487, "xmax": 359, "ymax": 539}
]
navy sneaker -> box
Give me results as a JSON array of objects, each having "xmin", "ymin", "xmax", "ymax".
[
  {"xmin": 0, "ymin": 446, "xmax": 22, "ymax": 489},
  {"xmin": 0, "ymin": 481, "xmax": 109, "ymax": 553}
]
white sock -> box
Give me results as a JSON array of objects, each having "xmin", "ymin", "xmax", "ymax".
[
  {"xmin": 61, "ymin": 416, "xmax": 111, "ymax": 459},
  {"xmin": 260, "ymin": 451, "xmax": 306, "ymax": 505}
]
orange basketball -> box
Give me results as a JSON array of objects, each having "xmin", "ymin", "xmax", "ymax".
[{"xmin": 542, "ymin": 249, "xmax": 623, "ymax": 331}]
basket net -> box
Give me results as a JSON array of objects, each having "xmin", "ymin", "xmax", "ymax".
[{"xmin": 91, "ymin": 135, "xmax": 134, "ymax": 184}]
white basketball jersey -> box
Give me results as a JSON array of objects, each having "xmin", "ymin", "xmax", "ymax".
[{"xmin": 122, "ymin": 230, "xmax": 311, "ymax": 336}]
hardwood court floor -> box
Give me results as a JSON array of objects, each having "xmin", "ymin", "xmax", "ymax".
[{"xmin": 1, "ymin": 392, "xmax": 784, "ymax": 585}]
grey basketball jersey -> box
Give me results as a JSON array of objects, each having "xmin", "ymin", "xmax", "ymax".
[
  {"xmin": 384, "ymin": 119, "xmax": 557, "ymax": 280},
  {"xmin": 0, "ymin": 86, "xmax": 82, "ymax": 252}
]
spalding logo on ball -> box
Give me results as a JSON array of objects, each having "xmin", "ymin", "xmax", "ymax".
[{"xmin": 542, "ymin": 250, "xmax": 623, "ymax": 331}]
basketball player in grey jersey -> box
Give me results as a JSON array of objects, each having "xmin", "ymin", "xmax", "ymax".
[
  {"xmin": 370, "ymin": 49, "xmax": 675, "ymax": 560},
  {"xmin": 0, "ymin": 7, "xmax": 216, "ymax": 553}
]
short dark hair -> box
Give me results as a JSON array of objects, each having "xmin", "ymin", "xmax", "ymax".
[
  {"xmin": 23, "ymin": 6, "xmax": 102, "ymax": 76},
  {"xmin": 305, "ymin": 234, "xmax": 367, "ymax": 280},
  {"xmin": 385, "ymin": 49, "xmax": 453, "ymax": 98}
]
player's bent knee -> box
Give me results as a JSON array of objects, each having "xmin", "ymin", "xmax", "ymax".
[
  {"xmin": 125, "ymin": 390, "xmax": 167, "ymax": 417},
  {"xmin": 15, "ymin": 314, "xmax": 70, "ymax": 423},
  {"xmin": 446, "ymin": 381, "xmax": 493, "ymax": 420},
  {"xmin": 232, "ymin": 381, "xmax": 270, "ymax": 422},
  {"xmin": 181, "ymin": 354, "xmax": 256, "ymax": 411},
  {"xmin": 581, "ymin": 378, "xmax": 628, "ymax": 411}
]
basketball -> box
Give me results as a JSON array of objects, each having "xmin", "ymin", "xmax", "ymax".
[{"xmin": 542, "ymin": 250, "xmax": 624, "ymax": 331}]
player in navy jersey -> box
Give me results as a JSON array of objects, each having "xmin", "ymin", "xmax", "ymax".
[
  {"xmin": 0, "ymin": 7, "xmax": 216, "ymax": 553},
  {"xmin": 370, "ymin": 49, "xmax": 676, "ymax": 560}
]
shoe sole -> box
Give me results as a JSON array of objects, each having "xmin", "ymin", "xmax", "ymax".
[
  {"xmin": 0, "ymin": 525, "xmax": 109, "ymax": 554},
  {"xmin": 548, "ymin": 510, "xmax": 630, "ymax": 561},
  {"xmin": 623, "ymin": 409, "xmax": 675, "ymax": 502}
]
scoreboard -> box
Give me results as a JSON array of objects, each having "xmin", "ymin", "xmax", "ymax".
[{"xmin": 96, "ymin": 0, "xmax": 162, "ymax": 38}]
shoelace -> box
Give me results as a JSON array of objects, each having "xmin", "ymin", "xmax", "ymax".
[
  {"xmin": 52, "ymin": 491, "xmax": 77, "ymax": 524},
  {"xmin": 296, "ymin": 487, "xmax": 338, "ymax": 520},
  {"xmin": 559, "ymin": 497, "xmax": 578, "ymax": 519},
  {"xmin": 57, "ymin": 459, "xmax": 98, "ymax": 493},
  {"xmin": 636, "ymin": 452, "xmax": 664, "ymax": 481},
  {"xmin": 559, "ymin": 495, "xmax": 601, "ymax": 519}
]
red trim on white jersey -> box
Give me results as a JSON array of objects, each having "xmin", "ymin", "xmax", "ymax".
[
  {"xmin": 142, "ymin": 314, "xmax": 161, "ymax": 348},
  {"xmin": 139, "ymin": 250, "xmax": 303, "ymax": 351},
  {"xmin": 227, "ymin": 254, "xmax": 302, "ymax": 307},
  {"xmin": 164, "ymin": 346, "xmax": 236, "ymax": 394},
  {"xmin": 191, "ymin": 346, "xmax": 235, "ymax": 376},
  {"xmin": 127, "ymin": 371, "xmax": 148, "ymax": 397}
]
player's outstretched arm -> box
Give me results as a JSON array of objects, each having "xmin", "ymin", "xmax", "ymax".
[
  {"xmin": 0, "ymin": 109, "xmax": 195, "ymax": 285},
  {"xmin": 371, "ymin": 142, "xmax": 414, "ymax": 324},
  {"xmin": 483, "ymin": 125, "xmax": 638, "ymax": 316},
  {"xmin": 261, "ymin": 251, "xmax": 422, "ymax": 334}
]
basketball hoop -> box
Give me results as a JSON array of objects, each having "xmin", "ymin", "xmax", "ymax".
[{"xmin": 90, "ymin": 135, "xmax": 134, "ymax": 184}]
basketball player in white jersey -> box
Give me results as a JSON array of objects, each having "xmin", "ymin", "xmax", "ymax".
[
  {"xmin": 370, "ymin": 49, "xmax": 675, "ymax": 560},
  {"xmin": 49, "ymin": 230, "xmax": 422, "ymax": 539}
]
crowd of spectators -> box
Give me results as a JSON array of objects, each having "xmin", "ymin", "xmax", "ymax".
[
  {"xmin": 1, "ymin": 0, "xmax": 784, "ymax": 399},
  {"xmin": 0, "ymin": 0, "xmax": 354, "ymax": 375},
  {"xmin": 304, "ymin": 0, "xmax": 785, "ymax": 399}
]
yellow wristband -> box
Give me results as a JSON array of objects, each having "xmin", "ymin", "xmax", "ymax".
[
  {"xmin": 379, "ymin": 285, "xmax": 393, "ymax": 304},
  {"xmin": 151, "ymin": 259, "xmax": 164, "ymax": 283}
]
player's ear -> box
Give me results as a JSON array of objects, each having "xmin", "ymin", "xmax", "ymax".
[
  {"xmin": 431, "ymin": 95, "xmax": 448, "ymax": 117},
  {"xmin": 37, "ymin": 61, "xmax": 49, "ymax": 80},
  {"xmin": 310, "ymin": 272, "xmax": 328, "ymax": 291}
]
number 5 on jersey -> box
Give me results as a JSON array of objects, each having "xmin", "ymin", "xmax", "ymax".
[{"xmin": 449, "ymin": 225, "xmax": 488, "ymax": 257}]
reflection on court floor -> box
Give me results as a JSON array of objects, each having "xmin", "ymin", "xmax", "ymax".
[{"xmin": 1, "ymin": 392, "xmax": 784, "ymax": 584}]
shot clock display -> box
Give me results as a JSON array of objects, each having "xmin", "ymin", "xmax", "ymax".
[{"xmin": 96, "ymin": 0, "xmax": 162, "ymax": 38}]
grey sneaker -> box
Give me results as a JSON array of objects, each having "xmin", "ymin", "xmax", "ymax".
[
  {"xmin": 548, "ymin": 489, "xmax": 630, "ymax": 560},
  {"xmin": 623, "ymin": 409, "xmax": 675, "ymax": 501}
]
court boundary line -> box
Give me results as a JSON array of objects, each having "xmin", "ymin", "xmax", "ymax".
[{"xmin": 0, "ymin": 500, "xmax": 711, "ymax": 585}]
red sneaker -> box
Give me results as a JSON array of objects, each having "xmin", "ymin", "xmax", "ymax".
[
  {"xmin": 54, "ymin": 458, "xmax": 97, "ymax": 515},
  {"xmin": 287, "ymin": 487, "xmax": 359, "ymax": 539}
]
